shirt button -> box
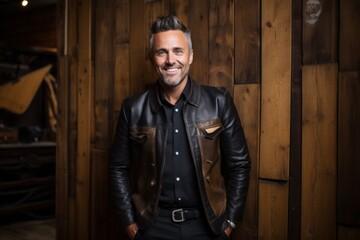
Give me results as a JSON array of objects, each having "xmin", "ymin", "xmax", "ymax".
[
  {"xmin": 175, "ymin": 108, "xmax": 179, "ymax": 112},
  {"xmin": 175, "ymin": 129, "xmax": 179, "ymax": 133},
  {"xmin": 175, "ymin": 151, "xmax": 179, "ymax": 156},
  {"xmin": 150, "ymin": 180, "xmax": 156, "ymax": 186},
  {"xmin": 176, "ymin": 177, "xmax": 180, "ymax": 181},
  {"xmin": 178, "ymin": 197, "xmax": 182, "ymax": 201}
]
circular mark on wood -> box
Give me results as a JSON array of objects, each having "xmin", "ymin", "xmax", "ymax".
[{"xmin": 304, "ymin": 0, "xmax": 322, "ymax": 25}]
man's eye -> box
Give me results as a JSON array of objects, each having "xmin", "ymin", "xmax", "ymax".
[
  {"xmin": 174, "ymin": 49, "xmax": 183, "ymax": 55},
  {"xmin": 156, "ymin": 50, "xmax": 166, "ymax": 56}
]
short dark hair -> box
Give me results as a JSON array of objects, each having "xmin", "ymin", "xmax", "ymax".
[{"xmin": 149, "ymin": 15, "xmax": 192, "ymax": 52}]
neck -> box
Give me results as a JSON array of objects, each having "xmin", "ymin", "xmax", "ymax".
[{"xmin": 161, "ymin": 77, "xmax": 188, "ymax": 105}]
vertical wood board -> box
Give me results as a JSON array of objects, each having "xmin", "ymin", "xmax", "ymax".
[
  {"xmin": 169, "ymin": 0, "xmax": 189, "ymax": 26},
  {"xmin": 94, "ymin": 0, "xmax": 114, "ymax": 150},
  {"xmin": 208, "ymin": 0, "xmax": 234, "ymax": 92},
  {"xmin": 338, "ymin": 226, "xmax": 360, "ymax": 240},
  {"xmin": 114, "ymin": 0, "xmax": 130, "ymax": 111},
  {"xmin": 234, "ymin": 0, "xmax": 260, "ymax": 84},
  {"xmin": 338, "ymin": 71, "xmax": 360, "ymax": 226},
  {"xmin": 301, "ymin": 63, "xmax": 337, "ymax": 240},
  {"xmin": 303, "ymin": 0, "xmax": 338, "ymax": 64},
  {"xmin": 288, "ymin": 0, "xmax": 303, "ymax": 238},
  {"xmin": 115, "ymin": 0, "xmax": 130, "ymax": 44},
  {"xmin": 90, "ymin": 149, "xmax": 109, "ymax": 239},
  {"xmin": 233, "ymin": 84, "xmax": 260, "ymax": 240},
  {"xmin": 76, "ymin": 0, "xmax": 93, "ymax": 239},
  {"xmin": 65, "ymin": 1, "xmax": 80, "ymax": 239},
  {"xmin": 129, "ymin": 0, "xmax": 146, "ymax": 93},
  {"xmin": 188, "ymin": 0, "xmax": 209, "ymax": 85},
  {"xmin": 339, "ymin": 0, "xmax": 360, "ymax": 71},
  {"xmin": 56, "ymin": 56, "xmax": 69, "ymax": 240},
  {"xmin": 258, "ymin": 180, "xmax": 288, "ymax": 240},
  {"xmin": 260, "ymin": 0, "xmax": 291, "ymax": 181},
  {"xmin": 114, "ymin": 44, "xmax": 130, "ymax": 112}
]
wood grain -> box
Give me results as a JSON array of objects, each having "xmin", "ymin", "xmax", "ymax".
[
  {"xmin": 260, "ymin": 0, "xmax": 291, "ymax": 181},
  {"xmin": 188, "ymin": 0, "xmax": 209, "ymax": 85},
  {"xmin": 233, "ymin": 84, "xmax": 260, "ymax": 240},
  {"xmin": 76, "ymin": 0, "xmax": 93, "ymax": 239},
  {"xmin": 208, "ymin": 0, "xmax": 234, "ymax": 92},
  {"xmin": 338, "ymin": 71, "xmax": 360, "ymax": 226},
  {"xmin": 339, "ymin": 0, "xmax": 360, "ymax": 71},
  {"xmin": 258, "ymin": 180, "xmax": 288, "ymax": 240},
  {"xmin": 301, "ymin": 63, "xmax": 337, "ymax": 240},
  {"xmin": 234, "ymin": 0, "xmax": 260, "ymax": 84},
  {"xmin": 303, "ymin": 0, "xmax": 338, "ymax": 65}
]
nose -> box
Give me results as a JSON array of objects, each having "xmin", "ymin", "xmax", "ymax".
[{"xmin": 166, "ymin": 51, "xmax": 176, "ymax": 65}]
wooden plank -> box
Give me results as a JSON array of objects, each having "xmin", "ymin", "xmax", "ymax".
[
  {"xmin": 65, "ymin": 1, "xmax": 80, "ymax": 239},
  {"xmin": 90, "ymin": 150, "xmax": 109, "ymax": 239},
  {"xmin": 56, "ymin": 56, "xmax": 69, "ymax": 240},
  {"xmin": 233, "ymin": 84, "xmax": 260, "ymax": 240},
  {"xmin": 114, "ymin": 44, "xmax": 130, "ymax": 113},
  {"xmin": 114, "ymin": 0, "xmax": 130, "ymax": 111},
  {"xmin": 94, "ymin": 0, "xmax": 115, "ymax": 150},
  {"xmin": 115, "ymin": 0, "xmax": 130, "ymax": 44},
  {"xmin": 338, "ymin": 226, "xmax": 360, "ymax": 240},
  {"xmin": 303, "ymin": 0, "xmax": 338, "ymax": 65},
  {"xmin": 301, "ymin": 64, "xmax": 337, "ymax": 240},
  {"xmin": 339, "ymin": 0, "xmax": 360, "ymax": 71},
  {"xmin": 288, "ymin": 0, "xmax": 302, "ymax": 238},
  {"xmin": 208, "ymin": 0, "xmax": 234, "ymax": 92},
  {"xmin": 338, "ymin": 71, "xmax": 360, "ymax": 226},
  {"xmin": 234, "ymin": 0, "xmax": 260, "ymax": 84},
  {"xmin": 258, "ymin": 180, "xmax": 288, "ymax": 240},
  {"xmin": 169, "ymin": 0, "xmax": 189, "ymax": 26},
  {"xmin": 260, "ymin": 0, "xmax": 291, "ymax": 180},
  {"xmin": 91, "ymin": 1, "xmax": 115, "ymax": 239},
  {"xmin": 129, "ymin": 0, "xmax": 145, "ymax": 93},
  {"xmin": 188, "ymin": 0, "xmax": 209, "ymax": 85},
  {"xmin": 76, "ymin": 0, "xmax": 93, "ymax": 239}
]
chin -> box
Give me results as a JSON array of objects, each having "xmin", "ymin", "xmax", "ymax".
[{"xmin": 161, "ymin": 77, "xmax": 182, "ymax": 87}]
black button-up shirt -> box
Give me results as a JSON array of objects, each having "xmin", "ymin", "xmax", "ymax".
[{"xmin": 158, "ymin": 80, "xmax": 202, "ymax": 209}]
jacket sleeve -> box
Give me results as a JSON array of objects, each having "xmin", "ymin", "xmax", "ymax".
[
  {"xmin": 109, "ymin": 100, "xmax": 136, "ymax": 228},
  {"xmin": 220, "ymin": 91, "xmax": 251, "ymax": 224}
]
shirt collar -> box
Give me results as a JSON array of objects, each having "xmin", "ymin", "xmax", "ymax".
[{"xmin": 158, "ymin": 78, "xmax": 191, "ymax": 105}]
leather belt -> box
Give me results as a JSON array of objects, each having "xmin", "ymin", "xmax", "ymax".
[{"xmin": 158, "ymin": 208, "xmax": 200, "ymax": 223}]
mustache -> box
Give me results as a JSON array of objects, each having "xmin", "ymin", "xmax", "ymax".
[{"xmin": 162, "ymin": 62, "xmax": 183, "ymax": 69}]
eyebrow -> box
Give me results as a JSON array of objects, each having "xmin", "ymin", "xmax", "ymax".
[{"xmin": 154, "ymin": 47, "xmax": 185, "ymax": 53}]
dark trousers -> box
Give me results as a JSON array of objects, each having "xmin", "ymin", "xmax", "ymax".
[{"xmin": 136, "ymin": 209, "xmax": 229, "ymax": 240}]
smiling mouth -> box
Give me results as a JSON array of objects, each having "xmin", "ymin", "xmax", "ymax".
[{"xmin": 164, "ymin": 67, "xmax": 180, "ymax": 73}]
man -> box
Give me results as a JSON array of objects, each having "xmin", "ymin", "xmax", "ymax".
[{"xmin": 110, "ymin": 15, "xmax": 251, "ymax": 240}]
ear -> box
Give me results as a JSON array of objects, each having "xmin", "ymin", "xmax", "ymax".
[{"xmin": 189, "ymin": 49, "xmax": 194, "ymax": 65}]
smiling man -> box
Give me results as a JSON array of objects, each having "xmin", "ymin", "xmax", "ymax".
[{"xmin": 110, "ymin": 15, "xmax": 251, "ymax": 240}]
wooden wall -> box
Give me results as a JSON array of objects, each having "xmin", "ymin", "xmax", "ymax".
[
  {"xmin": 56, "ymin": 0, "xmax": 360, "ymax": 239},
  {"xmin": 0, "ymin": 4, "xmax": 57, "ymax": 50}
]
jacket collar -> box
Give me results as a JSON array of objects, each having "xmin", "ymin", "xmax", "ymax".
[{"xmin": 149, "ymin": 76, "xmax": 201, "ymax": 113}]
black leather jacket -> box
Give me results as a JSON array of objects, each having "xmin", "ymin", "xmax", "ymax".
[{"xmin": 110, "ymin": 77, "xmax": 251, "ymax": 235}]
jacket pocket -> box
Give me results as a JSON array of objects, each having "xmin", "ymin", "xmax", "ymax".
[
  {"xmin": 129, "ymin": 126, "xmax": 157, "ymax": 216},
  {"xmin": 130, "ymin": 132, "xmax": 149, "ymax": 143},
  {"xmin": 197, "ymin": 119, "xmax": 226, "ymax": 216},
  {"xmin": 201, "ymin": 123, "xmax": 224, "ymax": 140}
]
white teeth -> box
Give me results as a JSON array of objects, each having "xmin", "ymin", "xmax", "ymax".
[{"xmin": 166, "ymin": 68, "xmax": 178, "ymax": 72}]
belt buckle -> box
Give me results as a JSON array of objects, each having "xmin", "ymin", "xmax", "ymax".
[{"xmin": 172, "ymin": 208, "xmax": 185, "ymax": 222}]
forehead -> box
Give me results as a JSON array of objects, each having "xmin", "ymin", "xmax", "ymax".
[{"xmin": 152, "ymin": 30, "xmax": 189, "ymax": 49}]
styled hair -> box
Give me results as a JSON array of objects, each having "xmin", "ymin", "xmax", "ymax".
[{"xmin": 149, "ymin": 15, "xmax": 192, "ymax": 52}]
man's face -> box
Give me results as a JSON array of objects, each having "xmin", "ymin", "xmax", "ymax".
[{"xmin": 151, "ymin": 30, "xmax": 193, "ymax": 87}]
